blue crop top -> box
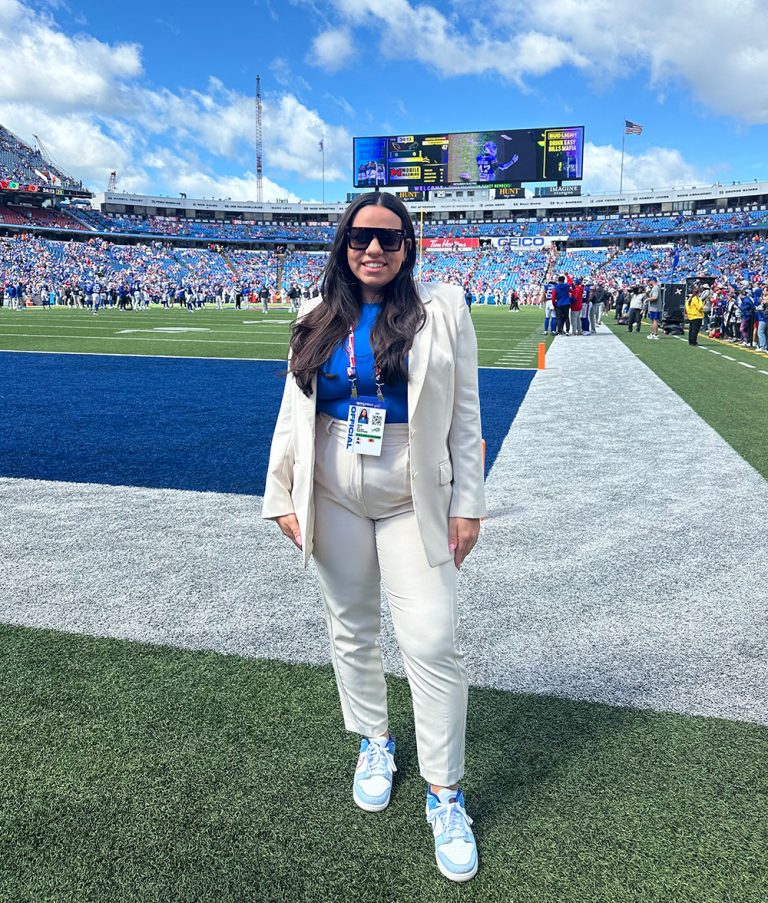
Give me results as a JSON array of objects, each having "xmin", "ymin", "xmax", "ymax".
[{"xmin": 316, "ymin": 302, "xmax": 409, "ymax": 422}]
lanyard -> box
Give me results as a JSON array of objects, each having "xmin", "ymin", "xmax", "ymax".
[{"xmin": 346, "ymin": 327, "xmax": 384, "ymax": 402}]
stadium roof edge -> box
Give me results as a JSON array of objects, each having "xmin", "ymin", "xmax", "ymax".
[{"xmin": 94, "ymin": 178, "xmax": 768, "ymax": 217}]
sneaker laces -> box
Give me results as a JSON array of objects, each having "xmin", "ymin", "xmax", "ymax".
[
  {"xmin": 363, "ymin": 740, "xmax": 397, "ymax": 778},
  {"xmin": 427, "ymin": 797, "xmax": 474, "ymax": 838}
]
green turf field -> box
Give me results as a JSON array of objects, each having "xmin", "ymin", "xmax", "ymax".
[
  {"xmin": 0, "ymin": 304, "xmax": 550, "ymax": 369},
  {"xmin": 1, "ymin": 625, "xmax": 765, "ymax": 903},
  {"xmin": 607, "ymin": 322, "xmax": 768, "ymax": 479}
]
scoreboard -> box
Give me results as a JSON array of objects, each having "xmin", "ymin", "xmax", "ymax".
[{"xmin": 353, "ymin": 126, "xmax": 584, "ymax": 189}]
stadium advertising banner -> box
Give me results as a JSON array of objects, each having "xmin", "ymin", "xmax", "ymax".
[
  {"xmin": 495, "ymin": 186, "xmax": 526, "ymax": 199},
  {"xmin": 421, "ymin": 237, "xmax": 480, "ymax": 251},
  {"xmin": 489, "ymin": 236, "xmax": 567, "ymax": 250},
  {"xmin": 396, "ymin": 190, "xmax": 428, "ymax": 200},
  {"xmin": 0, "ymin": 180, "xmax": 38, "ymax": 192},
  {"xmin": 534, "ymin": 185, "xmax": 582, "ymax": 198},
  {"xmin": 353, "ymin": 127, "xmax": 584, "ymax": 189}
]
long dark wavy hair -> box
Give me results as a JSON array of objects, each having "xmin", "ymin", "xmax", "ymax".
[{"xmin": 289, "ymin": 192, "xmax": 425, "ymax": 396}]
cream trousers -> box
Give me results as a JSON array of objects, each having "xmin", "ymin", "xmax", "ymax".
[{"xmin": 312, "ymin": 413, "xmax": 468, "ymax": 786}]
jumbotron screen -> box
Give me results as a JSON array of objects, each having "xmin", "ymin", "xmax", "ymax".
[{"xmin": 353, "ymin": 127, "xmax": 584, "ymax": 189}]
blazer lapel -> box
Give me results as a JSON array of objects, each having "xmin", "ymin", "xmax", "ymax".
[{"xmin": 408, "ymin": 284, "xmax": 434, "ymax": 421}]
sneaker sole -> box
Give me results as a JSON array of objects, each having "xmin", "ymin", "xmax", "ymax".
[
  {"xmin": 435, "ymin": 854, "xmax": 478, "ymax": 882},
  {"xmin": 353, "ymin": 791, "xmax": 390, "ymax": 812}
]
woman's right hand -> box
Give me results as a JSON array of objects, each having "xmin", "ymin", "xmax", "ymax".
[{"xmin": 276, "ymin": 513, "xmax": 302, "ymax": 549}]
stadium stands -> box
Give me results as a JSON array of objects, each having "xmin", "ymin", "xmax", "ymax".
[
  {"xmin": 3, "ymin": 232, "xmax": 768, "ymax": 309},
  {"xmin": 0, "ymin": 205, "xmax": 86, "ymax": 230},
  {"xmin": 15, "ymin": 207, "xmax": 768, "ymax": 244},
  {"xmin": 0, "ymin": 126, "xmax": 83, "ymax": 191}
]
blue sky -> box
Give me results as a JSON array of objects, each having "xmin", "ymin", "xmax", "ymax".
[{"xmin": 1, "ymin": 0, "xmax": 767, "ymax": 202}]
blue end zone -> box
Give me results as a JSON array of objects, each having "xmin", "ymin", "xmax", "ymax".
[{"xmin": 0, "ymin": 353, "xmax": 535, "ymax": 493}]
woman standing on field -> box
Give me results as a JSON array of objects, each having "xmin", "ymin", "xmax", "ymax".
[{"xmin": 263, "ymin": 191, "xmax": 485, "ymax": 882}]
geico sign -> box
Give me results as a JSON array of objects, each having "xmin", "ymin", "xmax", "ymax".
[{"xmin": 496, "ymin": 237, "xmax": 546, "ymax": 248}]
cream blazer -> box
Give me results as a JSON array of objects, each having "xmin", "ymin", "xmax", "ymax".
[{"xmin": 261, "ymin": 282, "xmax": 486, "ymax": 568}]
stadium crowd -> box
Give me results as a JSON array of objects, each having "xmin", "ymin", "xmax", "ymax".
[
  {"xmin": 1, "ymin": 231, "xmax": 767, "ymax": 351},
  {"xmin": 0, "ymin": 126, "xmax": 82, "ymax": 190}
]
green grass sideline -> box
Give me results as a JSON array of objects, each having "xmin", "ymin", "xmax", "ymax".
[
  {"xmin": 0, "ymin": 624, "xmax": 765, "ymax": 903},
  {"xmin": 0, "ymin": 305, "xmax": 550, "ymax": 369}
]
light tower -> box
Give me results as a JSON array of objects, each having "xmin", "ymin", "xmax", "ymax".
[{"xmin": 255, "ymin": 75, "xmax": 263, "ymax": 204}]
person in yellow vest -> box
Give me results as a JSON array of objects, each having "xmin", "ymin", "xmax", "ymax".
[{"xmin": 685, "ymin": 284, "xmax": 704, "ymax": 346}]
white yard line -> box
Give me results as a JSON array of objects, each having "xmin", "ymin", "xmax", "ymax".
[{"xmin": 0, "ymin": 333, "xmax": 288, "ymax": 347}]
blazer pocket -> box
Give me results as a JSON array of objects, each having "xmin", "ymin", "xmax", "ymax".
[{"xmin": 439, "ymin": 458, "xmax": 453, "ymax": 485}]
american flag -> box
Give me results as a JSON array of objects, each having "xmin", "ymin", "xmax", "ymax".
[{"xmin": 625, "ymin": 120, "xmax": 643, "ymax": 135}]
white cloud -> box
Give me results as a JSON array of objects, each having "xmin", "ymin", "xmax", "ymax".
[
  {"xmin": 139, "ymin": 148, "xmax": 302, "ymax": 203},
  {"xmin": 582, "ymin": 142, "xmax": 704, "ymax": 194},
  {"xmin": 316, "ymin": 0, "xmax": 590, "ymax": 83},
  {"xmin": 319, "ymin": 0, "xmax": 768, "ymax": 122},
  {"xmin": 0, "ymin": 0, "xmax": 141, "ymax": 113},
  {"xmin": 309, "ymin": 28, "xmax": 355, "ymax": 72},
  {"xmin": 0, "ymin": 0, "xmax": 352, "ymax": 199},
  {"xmin": 493, "ymin": 0, "xmax": 768, "ymax": 123},
  {"xmin": 324, "ymin": 92, "xmax": 355, "ymax": 118},
  {"xmin": 270, "ymin": 57, "xmax": 313, "ymax": 96}
]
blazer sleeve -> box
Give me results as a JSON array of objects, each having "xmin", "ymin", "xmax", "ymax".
[
  {"xmin": 447, "ymin": 290, "xmax": 487, "ymax": 518},
  {"xmin": 261, "ymin": 368, "xmax": 296, "ymax": 520},
  {"xmin": 262, "ymin": 296, "xmax": 324, "ymax": 519}
]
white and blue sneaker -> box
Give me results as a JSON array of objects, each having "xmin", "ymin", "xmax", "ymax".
[
  {"xmin": 426, "ymin": 787, "xmax": 478, "ymax": 882},
  {"xmin": 353, "ymin": 735, "xmax": 396, "ymax": 812}
]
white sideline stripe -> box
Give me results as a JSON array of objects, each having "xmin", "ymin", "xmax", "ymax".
[
  {"xmin": 668, "ymin": 336, "xmax": 768, "ymax": 371},
  {"xmin": 0, "ymin": 348, "xmax": 285, "ymax": 363},
  {"xmin": 0, "ymin": 332, "xmax": 288, "ymax": 347},
  {"xmin": 0, "ymin": 322, "xmax": 292, "ymax": 334}
]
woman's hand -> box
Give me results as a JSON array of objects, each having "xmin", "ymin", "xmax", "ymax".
[
  {"xmin": 448, "ymin": 517, "xmax": 480, "ymax": 569},
  {"xmin": 276, "ymin": 513, "xmax": 302, "ymax": 549}
]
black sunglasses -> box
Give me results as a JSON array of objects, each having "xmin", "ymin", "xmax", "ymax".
[{"xmin": 345, "ymin": 226, "xmax": 405, "ymax": 252}]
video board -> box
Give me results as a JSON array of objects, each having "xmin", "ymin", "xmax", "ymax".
[{"xmin": 353, "ymin": 127, "xmax": 584, "ymax": 189}]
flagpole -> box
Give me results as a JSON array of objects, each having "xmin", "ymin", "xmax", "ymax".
[{"xmin": 619, "ymin": 122, "xmax": 626, "ymax": 194}]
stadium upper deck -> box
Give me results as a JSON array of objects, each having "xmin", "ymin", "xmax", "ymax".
[
  {"xmin": 4, "ymin": 157, "xmax": 768, "ymax": 248},
  {"xmin": 0, "ymin": 125, "xmax": 88, "ymax": 195},
  {"xmin": 92, "ymin": 178, "xmax": 768, "ymax": 225},
  {"xmin": 61, "ymin": 179, "xmax": 768, "ymax": 246}
]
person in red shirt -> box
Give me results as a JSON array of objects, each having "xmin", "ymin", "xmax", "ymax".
[{"xmin": 570, "ymin": 278, "xmax": 584, "ymax": 335}]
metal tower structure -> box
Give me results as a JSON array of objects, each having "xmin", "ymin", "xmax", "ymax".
[
  {"xmin": 255, "ymin": 75, "xmax": 264, "ymax": 204},
  {"xmin": 107, "ymin": 171, "xmax": 117, "ymax": 192},
  {"xmin": 33, "ymin": 133, "xmax": 64, "ymax": 174}
]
